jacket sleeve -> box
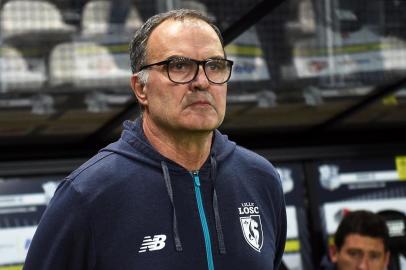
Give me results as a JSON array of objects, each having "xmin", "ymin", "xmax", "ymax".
[
  {"xmin": 273, "ymin": 179, "xmax": 287, "ymax": 270},
  {"xmin": 23, "ymin": 179, "xmax": 95, "ymax": 270}
]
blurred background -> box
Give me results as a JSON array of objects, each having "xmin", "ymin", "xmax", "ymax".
[{"xmin": 0, "ymin": 0, "xmax": 405, "ymax": 269}]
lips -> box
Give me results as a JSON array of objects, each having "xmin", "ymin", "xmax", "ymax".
[
  {"xmin": 183, "ymin": 90, "xmax": 216, "ymax": 109},
  {"xmin": 191, "ymin": 100, "xmax": 211, "ymax": 106},
  {"xmin": 186, "ymin": 94, "xmax": 214, "ymax": 108}
]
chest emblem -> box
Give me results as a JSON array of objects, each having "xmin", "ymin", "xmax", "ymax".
[{"xmin": 238, "ymin": 202, "xmax": 263, "ymax": 252}]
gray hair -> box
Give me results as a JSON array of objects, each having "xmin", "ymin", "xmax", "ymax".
[
  {"xmin": 129, "ymin": 9, "xmax": 224, "ymax": 79},
  {"xmin": 136, "ymin": 69, "xmax": 149, "ymax": 85}
]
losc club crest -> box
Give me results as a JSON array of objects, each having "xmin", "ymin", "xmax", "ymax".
[{"xmin": 238, "ymin": 202, "xmax": 263, "ymax": 252}]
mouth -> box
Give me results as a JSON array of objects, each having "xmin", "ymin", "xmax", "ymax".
[
  {"xmin": 191, "ymin": 100, "xmax": 211, "ymax": 106},
  {"xmin": 185, "ymin": 93, "xmax": 214, "ymax": 109}
]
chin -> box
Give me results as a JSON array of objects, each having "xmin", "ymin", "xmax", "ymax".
[
  {"xmin": 180, "ymin": 114, "xmax": 223, "ymax": 130},
  {"xmin": 187, "ymin": 124, "xmax": 218, "ymax": 132},
  {"xmin": 183, "ymin": 120, "xmax": 221, "ymax": 132}
]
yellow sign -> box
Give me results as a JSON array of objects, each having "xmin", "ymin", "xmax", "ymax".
[
  {"xmin": 382, "ymin": 95, "xmax": 398, "ymax": 106},
  {"xmin": 396, "ymin": 156, "xmax": 406, "ymax": 180},
  {"xmin": 284, "ymin": 239, "xmax": 301, "ymax": 253},
  {"xmin": 0, "ymin": 265, "xmax": 23, "ymax": 270}
]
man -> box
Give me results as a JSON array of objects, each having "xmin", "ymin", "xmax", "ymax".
[
  {"xmin": 325, "ymin": 210, "xmax": 390, "ymax": 270},
  {"xmin": 23, "ymin": 9, "xmax": 286, "ymax": 270}
]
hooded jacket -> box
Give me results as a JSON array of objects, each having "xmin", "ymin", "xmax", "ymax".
[{"xmin": 23, "ymin": 118, "xmax": 287, "ymax": 270}]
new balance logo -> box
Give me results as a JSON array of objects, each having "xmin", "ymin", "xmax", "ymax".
[{"xmin": 138, "ymin": 234, "xmax": 167, "ymax": 253}]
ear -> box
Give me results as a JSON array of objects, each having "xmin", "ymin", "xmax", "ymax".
[
  {"xmin": 329, "ymin": 245, "xmax": 339, "ymax": 263},
  {"xmin": 130, "ymin": 74, "xmax": 148, "ymax": 107},
  {"xmin": 383, "ymin": 251, "xmax": 390, "ymax": 268}
]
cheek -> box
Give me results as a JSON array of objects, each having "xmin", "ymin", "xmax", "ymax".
[
  {"xmin": 147, "ymin": 82, "xmax": 180, "ymax": 109},
  {"xmin": 337, "ymin": 253, "xmax": 356, "ymax": 266},
  {"xmin": 214, "ymin": 87, "xmax": 227, "ymax": 109},
  {"xmin": 373, "ymin": 258, "xmax": 388, "ymax": 268},
  {"xmin": 149, "ymin": 92, "xmax": 175, "ymax": 116}
]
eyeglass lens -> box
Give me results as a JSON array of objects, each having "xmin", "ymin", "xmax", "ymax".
[{"xmin": 167, "ymin": 58, "xmax": 231, "ymax": 84}]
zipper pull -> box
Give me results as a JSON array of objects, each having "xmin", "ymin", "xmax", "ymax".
[{"xmin": 192, "ymin": 171, "xmax": 200, "ymax": 187}]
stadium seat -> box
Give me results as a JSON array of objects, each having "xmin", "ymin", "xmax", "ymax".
[
  {"xmin": 81, "ymin": 0, "xmax": 143, "ymax": 36},
  {"xmin": 0, "ymin": 46, "xmax": 46, "ymax": 92},
  {"xmin": 0, "ymin": 0, "xmax": 76, "ymax": 41},
  {"xmin": 286, "ymin": 0, "xmax": 316, "ymax": 36},
  {"xmin": 49, "ymin": 42, "xmax": 131, "ymax": 89}
]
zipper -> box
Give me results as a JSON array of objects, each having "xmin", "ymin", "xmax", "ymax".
[{"xmin": 192, "ymin": 171, "xmax": 215, "ymax": 270}]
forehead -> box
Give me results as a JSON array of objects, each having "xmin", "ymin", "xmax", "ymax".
[
  {"xmin": 341, "ymin": 234, "xmax": 386, "ymax": 253},
  {"xmin": 147, "ymin": 18, "xmax": 224, "ymax": 60}
]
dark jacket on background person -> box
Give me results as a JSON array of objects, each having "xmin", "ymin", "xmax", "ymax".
[
  {"xmin": 319, "ymin": 255, "xmax": 337, "ymax": 270},
  {"xmin": 23, "ymin": 118, "xmax": 287, "ymax": 270}
]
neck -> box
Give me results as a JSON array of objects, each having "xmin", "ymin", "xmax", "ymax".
[{"xmin": 142, "ymin": 116, "xmax": 213, "ymax": 171}]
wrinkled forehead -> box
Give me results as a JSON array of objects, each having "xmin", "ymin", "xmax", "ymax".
[
  {"xmin": 157, "ymin": 16, "xmax": 218, "ymax": 34},
  {"xmin": 146, "ymin": 17, "xmax": 224, "ymax": 59}
]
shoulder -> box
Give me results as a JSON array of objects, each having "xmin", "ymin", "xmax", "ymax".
[
  {"xmin": 222, "ymin": 145, "xmax": 282, "ymax": 195},
  {"xmin": 234, "ymin": 145, "xmax": 279, "ymax": 177},
  {"xmin": 63, "ymin": 151, "xmax": 139, "ymax": 201},
  {"xmin": 235, "ymin": 145, "xmax": 270, "ymax": 162}
]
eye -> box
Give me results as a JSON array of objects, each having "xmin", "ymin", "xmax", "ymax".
[
  {"xmin": 174, "ymin": 62, "xmax": 186, "ymax": 70},
  {"xmin": 369, "ymin": 251, "xmax": 382, "ymax": 260},
  {"xmin": 347, "ymin": 249, "xmax": 362, "ymax": 259},
  {"xmin": 206, "ymin": 60, "xmax": 226, "ymax": 71},
  {"xmin": 169, "ymin": 58, "xmax": 193, "ymax": 72}
]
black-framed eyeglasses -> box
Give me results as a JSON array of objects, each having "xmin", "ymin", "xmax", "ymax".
[{"xmin": 139, "ymin": 56, "xmax": 234, "ymax": 84}]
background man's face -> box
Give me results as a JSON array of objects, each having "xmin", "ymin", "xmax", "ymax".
[
  {"xmin": 330, "ymin": 234, "xmax": 390, "ymax": 270},
  {"xmin": 140, "ymin": 18, "xmax": 227, "ymax": 134}
]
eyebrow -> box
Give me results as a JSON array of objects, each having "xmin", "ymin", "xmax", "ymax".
[
  {"xmin": 208, "ymin": 55, "xmax": 227, "ymax": 60},
  {"xmin": 166, "ymin": 55, "xmax": 226, "ymax": 61}
]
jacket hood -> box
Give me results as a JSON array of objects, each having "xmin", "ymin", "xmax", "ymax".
[{"xmin": 100, "ymin": 117, "xmax": 237, "ymax": 170}]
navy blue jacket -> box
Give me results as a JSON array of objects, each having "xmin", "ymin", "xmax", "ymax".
[{"xmin": 23, "ymin": 118, "xmax": 287, "ymax": 270}]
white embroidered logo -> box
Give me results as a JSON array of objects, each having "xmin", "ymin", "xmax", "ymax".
[
  {"xmin": 238, "ymin": 202, "xmax": 263, "ymax": 252},
  {"xmin": 138, "ymin": 234, "xmax": 167, "ymax": 253}
]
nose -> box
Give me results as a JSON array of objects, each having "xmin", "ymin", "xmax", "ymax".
[
  {"xmin": 190, "ymin": 64, "xmax": 210, "ymax": 90},
  {"xmin": 357, "ymin": 256, "xmax": 369, "ymax": 270}
]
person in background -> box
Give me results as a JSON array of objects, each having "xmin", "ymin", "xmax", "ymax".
[
  {"xmin": 23, "ymin": 9, "xmax": 286, "ymax": 270},
  {"xmin": 324, "ymin": 210, "xmax": 390, "ymax": 270}
]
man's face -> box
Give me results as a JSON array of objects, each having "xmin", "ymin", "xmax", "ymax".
[
  {"xmin": 135, "ymin": 18, "xmax": 227, "ymax": 134},
  {"xmin": 330, "ymin": 234, "xmax": 390, "ymax": 270}
]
